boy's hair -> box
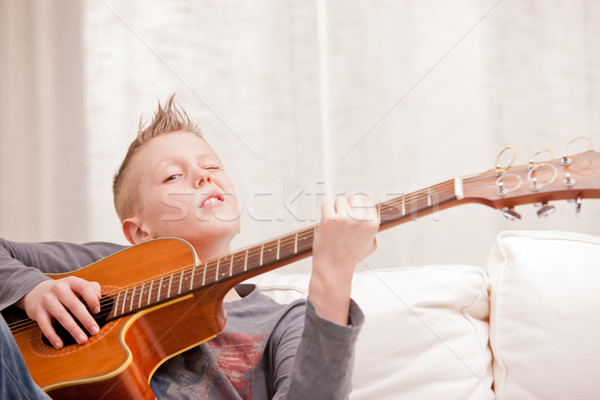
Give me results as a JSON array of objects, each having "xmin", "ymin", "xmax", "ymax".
[{"xmin": 113, "ymin": 94, "xmax": 202, "ymax": 221}]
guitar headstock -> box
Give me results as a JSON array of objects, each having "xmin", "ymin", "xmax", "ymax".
[{"xmin": 461, "ymin": 148, "xmax": 600, "ymax": 219}]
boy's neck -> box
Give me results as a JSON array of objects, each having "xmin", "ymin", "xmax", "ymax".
[
  {"xmin": 224, "ymin": 287, "xmax": 242, "ymax": 302},
  {"xmin": 193, "ymin": 239, "xmax": 233, "ymax": 263}
]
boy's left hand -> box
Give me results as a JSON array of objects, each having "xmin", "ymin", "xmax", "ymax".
[{"xmin": 309, "ymin": 194, "xmax": 379, "ymax": 325}]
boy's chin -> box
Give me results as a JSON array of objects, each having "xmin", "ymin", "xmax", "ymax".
[
  {"xmin": 193, "ymin": 215, "xmax": 241, "ymax": 234},
  {"xmin": 193, "ymin": 208, "xmax": 239, "ymax": 224}
]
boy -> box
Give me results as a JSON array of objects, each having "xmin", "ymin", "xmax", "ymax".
[{"xmin": 0, "ymin": 95, "xmax": 379, "ymax": 399}]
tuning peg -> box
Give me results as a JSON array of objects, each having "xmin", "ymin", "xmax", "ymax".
[
  {"xmin": 502, "ymin": 207, "xmax": 521, "ymax": 221},
  {"xmin": 576, "ymin": 196, "xmax": 582, "ymax": 213},
  {"xmin": 497, "ymin": 181, "xmax": 507, "ymax": 196},
  {"xmin": 537, "ymin": 202, "xmax": 556, "ymax": 217},
  {"xmin": 560, "ymin": 153, "xmax": 573, "ymax": 166},
  {"xmin": 563, "ymin": 173, "xmax": 576, "ymax": 187}
]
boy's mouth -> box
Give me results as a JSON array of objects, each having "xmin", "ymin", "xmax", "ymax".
[{"xmin": 200, "ymin": 190, "xmax": 224, "ymax": 209}]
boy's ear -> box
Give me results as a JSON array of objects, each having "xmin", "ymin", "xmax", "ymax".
[{"xmin": 122, "ymin": 217, "xmax": 154, "ymax": 245}]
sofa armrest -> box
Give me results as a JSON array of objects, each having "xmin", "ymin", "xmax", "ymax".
[{"xmin": 487, "ymin": 230, "xmax": 600, "ymax": 400}]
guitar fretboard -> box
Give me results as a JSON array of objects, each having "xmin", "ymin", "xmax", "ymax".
[{"xmin": 110, "ymin": 226, "xmax": 318, "ymax": 319}]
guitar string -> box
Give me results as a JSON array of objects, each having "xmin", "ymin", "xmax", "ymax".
[{"xmin": 9, "ymin": 180, "xmax": 463, "ymax": 336}]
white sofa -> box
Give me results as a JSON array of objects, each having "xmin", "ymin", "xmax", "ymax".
[{"xmin": 249, "ymin": 230, "xmax": 600, "ymax": 400}]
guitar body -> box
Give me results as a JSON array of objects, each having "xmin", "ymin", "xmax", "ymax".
[{"xmin": 13, "ymin": 238, "xmax": 228, "ymax": 400}]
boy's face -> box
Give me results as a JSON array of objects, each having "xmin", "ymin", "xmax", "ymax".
[{"xmin": 126, "ymin": 131, "xmax": 240, "ymax": 257}]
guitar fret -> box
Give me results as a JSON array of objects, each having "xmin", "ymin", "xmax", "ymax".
[
  {"xmin": 258, "ymin": 243, "xmax": 263, "ymax": 265},
  {"xmin": 244, "ymin": 249, "xmax": 248, "ymax": 271},
  {"xmin": 276, "ymin": 238, "xmax": 280, "ymax": 260},
  {"xmin": 178, "ymin": 270, "xmax": 184, "ymax": 294},
  {"xmin": 294, "ymin": 232, "xmax": 298, "ymax": 254},
  {"xmin": 454, "ymin": 176, "xmax": 464, "ymax": 200},
  {"xmin": 138, "ymin": 283, "xmax": 145, "ymax": 309},
  {"xmin": 114, "ymin": 290, "xmax": 123, "ymax": 317},
  {"xmin": 215, "ymin": 258, "xmax": 220, "ymax": 281},
  {"xmin": 157, "ymin": 277, "xmax": 163, "ymax": 301},
  {"xmin": 202, "ymin": 262, "xmax": 207, "ymax": 285},
  {"xmin": 129, "ymin": 286, "xmax": 135, "ymax": 312},
  {"xmin": 121, "ymin": 288, "xmax": 128, "ymax": 315},
  {"xmin": 190, "ymin": 265, "xmax": 196, "ymax": 291},
  {"xmin": 229, "ymin": 255, "xmax": 234, "ymax": 276},
  {"xmin": 167, "ymin": 274, "xmax": 173, "ymax": 298},
  {"xmin": 401, "ymin": 196, "xmax": 406, "ymax": 216},
  {"xmin": 136, "ymin": 285, "xmax": 142, "ymax": 310},
  {"xmin": 147, "ymin": 280, "xmax": 153, "ymax": 306}
]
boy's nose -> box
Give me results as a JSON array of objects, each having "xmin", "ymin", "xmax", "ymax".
[
  {"xmin": 198, "ymin": 176, "xmax": 212, "ymax": 186},
  {"xmin": 193, "ymin": 169, "xmax": 212, "ymax": 188}
]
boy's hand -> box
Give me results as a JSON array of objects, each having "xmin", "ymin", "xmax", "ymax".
[
  {"xmin": 309, "ymin": 194, "xmax": 379, "ymax": 325},
  {"xmin": 16, "ymin": 277, "xmax": 102, "ymax": 349}
]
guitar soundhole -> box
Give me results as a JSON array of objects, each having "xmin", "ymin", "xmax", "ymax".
[{"xmin": 41, "ymin": 295, "xmax": 114, "ymax": 348}]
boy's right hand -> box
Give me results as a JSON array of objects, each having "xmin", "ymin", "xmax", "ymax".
[{"xmin": 16, "ymin": 277, "xmax": 102, "ymax": 349}]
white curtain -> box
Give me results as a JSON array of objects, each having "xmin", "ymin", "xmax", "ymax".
[
  {"xmin": 0, "ymin": 1, "xmax": 88, "ymax": 242},
  {"xmin": 1, "ymin": 0, "xmax": 599, "ymax": 270}
]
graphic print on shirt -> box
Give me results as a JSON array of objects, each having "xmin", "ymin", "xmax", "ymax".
[{"xmin": 207, "ymin": 332, "xmax": 265, "ymax": 399}]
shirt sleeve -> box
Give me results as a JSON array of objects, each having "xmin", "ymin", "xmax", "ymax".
[
  {"xmin": 271, "ymin": 298, "xmax": 364, "ymax": 400},
  {"xmin": 0, "ymin": 239, "xmax": 125, "ymax": 311}
]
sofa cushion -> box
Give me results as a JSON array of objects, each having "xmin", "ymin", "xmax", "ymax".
[
  {"xmin": 487, "ymin": 230, "xmax": 600, "ymax": 400},
  {"xmin": 250, "ymin": 264, "xmax": 493, "ymax": 400}
]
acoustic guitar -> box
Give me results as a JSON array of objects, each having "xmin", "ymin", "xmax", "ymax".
[{"xmin": 9, "ymin": 147, "xmax": 600, "ymax": 399}]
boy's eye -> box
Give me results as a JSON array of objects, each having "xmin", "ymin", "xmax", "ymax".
[{"xmin": 165, "ymin": 174, "xmax": 181, "ymax": 182}]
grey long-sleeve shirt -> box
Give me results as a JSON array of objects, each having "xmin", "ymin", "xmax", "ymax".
[{"xmin": 0, "ymin": 239, "xmax": 363, "ymax": 399}]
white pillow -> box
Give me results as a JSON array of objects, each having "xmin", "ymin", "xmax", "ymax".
[
  {"xmin": 250, "ymin": 265, "xmax": 494, "ymax": 400},
  {"xmin": 487, "ymin": 230, "xmax": 600, "ymax": 400}
]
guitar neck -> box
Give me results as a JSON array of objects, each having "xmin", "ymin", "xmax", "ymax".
[{"xmin": 110, "ymin": 179, "xmax": 462, "ymax": 320}]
